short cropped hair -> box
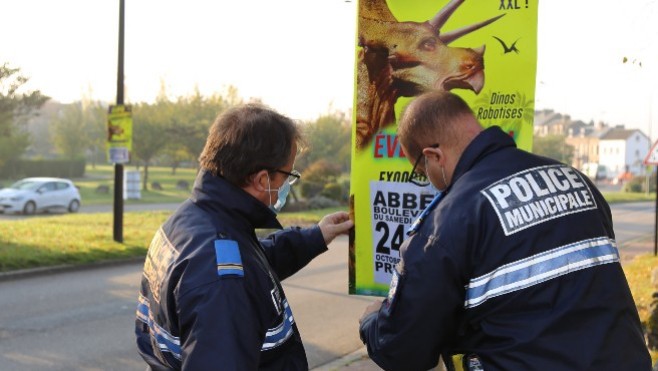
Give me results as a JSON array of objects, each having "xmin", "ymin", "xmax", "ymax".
[
  {"xmin": 398, "ymin": 91, "xmax": 475, "ymax": 159},
  {"xmin": 199, "ymin": 103, "xmax": 302, "ymax": 186}
]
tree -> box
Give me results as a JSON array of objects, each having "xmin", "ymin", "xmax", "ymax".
[
  {"xmin": 0, "ymin": 63, "xmax": 48, "ymax": 171},
  {"xmin": 297, "ymin": 111, "xmax": 351, "ymax": 172},
  {"xmin": 299, "ymin": 159, "xmax": 342, "ymax": 199},
  {"xmin": 162, "ymin": 146, "xmax": 189, "ymax": 175},
  {"xmin": 165, "ymin": 88, "xmax": 235, "ymax": 168},
  {"xmin": 51, "ymin": 103, "xmax": 87, "ymax": 159},
  {"xmin": 132, "ymin": 101, "xmax": 172, "ymax": 189},
  {"xmin": 130, "ymin": 85, "xmax": 242, "ymax": 185},
  {"xmin": 50, "ymin": 97, "xmax": 106, "ymax": 162},
  {"xmin": 152, "ymin": 79, "xmax": 186, "ymax": 175},
  {"xmin": 84, "ymin": 99, "xmax": 109, "ymax": 168},
  {"xmin": 533, "ymin": 134, "xmax": 574, "ymax": 164}
]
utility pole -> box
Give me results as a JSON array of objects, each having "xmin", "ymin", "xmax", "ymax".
[{"xmin": 113, "ymin": 0, "xmax": 125, "ymax": 243}]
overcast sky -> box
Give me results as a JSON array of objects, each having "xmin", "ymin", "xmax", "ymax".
[{"xmin": 3, "ymin": 0, "xmax": 658, "ymax": 138}]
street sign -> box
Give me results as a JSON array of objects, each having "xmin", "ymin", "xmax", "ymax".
[
  {"xmin": 644, "ymin": 139, "xmax": 658, "ymax": 165},
  {"xmin": 109, "ymin": 147, "xmax": 130, "ymax": 163}
]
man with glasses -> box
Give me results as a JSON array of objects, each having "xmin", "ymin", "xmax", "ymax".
[
  {"xmin": 135, "ymin": 103, "xmax": 353, "ymax": 370},
  {"xmin": 359, "ymin": 91, "xmax": 650, "ymax": 370}
]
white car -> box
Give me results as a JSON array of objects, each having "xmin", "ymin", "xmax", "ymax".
[{"xmin": 0, "ymin": 177, "xmax": 81, "ymax": 215}]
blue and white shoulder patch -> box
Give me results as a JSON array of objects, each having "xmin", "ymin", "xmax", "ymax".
[{"xmin": 214, "ymin": 239, "xmax": 244, "ymax": 277}]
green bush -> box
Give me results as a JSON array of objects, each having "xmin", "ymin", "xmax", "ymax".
[
  {"xmin": 623, "ymin": 175, "xmax": 656, "ymax": 193},
  {"xmin": 300, "ymin": 181, "xmax": 324, "ymax": 199},
  {"xmin": 320, "ymin": 183, "xmax": 343, "ymax": 202},
  {"xmin": 308, "ymin": 195, "xmax": 340, "ymax": 209},
  {"xmin": 0, "ymin": 159, "xmax": 86, "ymax": 179}
]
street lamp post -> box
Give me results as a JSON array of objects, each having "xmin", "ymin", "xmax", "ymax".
[{"xmin": 113, "ymin": 0, "xmax": 125, "ymax": 243}]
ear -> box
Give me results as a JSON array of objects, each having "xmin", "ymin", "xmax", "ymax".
[
  {"xmin": 248, "ymin": 169, "xmax": 270, "ymax": 193},
  {"xmin": 422, "ymin": 146, "xmax": 444, "ymax": 165}
]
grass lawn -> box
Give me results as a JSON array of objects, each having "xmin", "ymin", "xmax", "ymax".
[
  {"xmin": 624, "ymin": 253, "xmax": 658, "ymax": 361},
  {"xmin": 0, "ymin": 211, "xmax": 167, "ymax": 271},
  {"xmin": 72, "ymin": 165, "xmax": 198, "ymax": 205},
  {"xmin": 0, "ymin": 164, "xmax": 344, "ymax": 272},
  {"xmin": 603, "ymin": 191, "xmax": 656, "ymax": 203},
  {"xmin": 0, "ymin": 207, "xmax": 342, "ymax": 272}
]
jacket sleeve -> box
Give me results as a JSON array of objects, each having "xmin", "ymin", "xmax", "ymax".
[
  {"xmin": 178, "ymin": 278, "xmax": 263, "ymax": 370},
  {"xmin": 359, "ymin": 234, "xmax": 465, "ymax": 371},
  {"xmin": 259, "ymin": 225, "xmax": 328, "ymax": 280}
]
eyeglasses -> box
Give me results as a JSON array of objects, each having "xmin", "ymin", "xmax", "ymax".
[
  {"xmin": 408, "ymin": 144, "xmax": 439, "ymax": 187},
  {"xmin": 276, "ymin": 169, "xmax": 301, "ymax": 186}
]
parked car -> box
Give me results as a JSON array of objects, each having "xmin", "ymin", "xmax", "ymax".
[{"xmin": 0, "ymin": 177, "xmax": 81, "ymax": 215}]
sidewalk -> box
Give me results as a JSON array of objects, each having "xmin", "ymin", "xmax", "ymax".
[
  {"xmin": 619, "ymin": 235, "xmax": 655, "ymax": 265},
  {"xmin": 315, "ymin": 236, "xmax": 655, "ymax": 371},
  {"xmin": 312, "ymin": 348, "xmax": 378, "ymax": 371}
]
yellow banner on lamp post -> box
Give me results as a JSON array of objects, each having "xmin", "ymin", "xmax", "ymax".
[
  {"xmin": 349, "ymin": 0, "xmax": 538, "ymax": 296},
  {"xmin": 107, "ymin": 105, "xmax": 133, "ymax": 164}
]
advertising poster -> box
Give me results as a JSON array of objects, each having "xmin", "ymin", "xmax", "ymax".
[
  {"xmin": 349, "ymin": 0, "xmax": 539, "ymax": 296},
  {"xmin": 107, "ymin": 105, "xmax": 133, "ymax": 164}
]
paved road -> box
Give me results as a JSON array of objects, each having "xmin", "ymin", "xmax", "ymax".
[
  {"xmin": 80, "ymin": 203, "xmax": 183, "ymax": 214},
  {"xmin": 0, "ymin": 263, "xmax": 144, "ymax": 371},
  {"xmin": 611, "ymin": 201, "xmax": 655, "ymax": 243}
]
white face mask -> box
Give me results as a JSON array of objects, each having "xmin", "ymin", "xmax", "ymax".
[
  {"xmin": 425, "ymin": 156, "xmax": 448, "ymax": 193},
  {"xmin": 266, "ymin": 174, "xmax": 290, "ymax": 213}
]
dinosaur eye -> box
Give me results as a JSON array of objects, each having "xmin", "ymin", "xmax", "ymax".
[{"xmin": 419, "ymin": 38, "xmax": 436, "ymax": 51}]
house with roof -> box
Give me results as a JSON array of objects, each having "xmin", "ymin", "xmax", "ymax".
[
  {"xmin": 565, "ymin": 121, "xmax": 610, "ymax": 170},
  {"xmin": 534, "ymin": 109, "xmax": 650, "ymax": 179},
  {"xmin": 534, "ymin": 109, "xmax": 572, "ymax": 137},
  {"xmin": 598, "ymin": 128, "xmax": 650, "ymax": 177}
]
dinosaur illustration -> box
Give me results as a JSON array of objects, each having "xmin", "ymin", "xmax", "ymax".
[
  {"xmin": 108, "ymin": 124, "xmax": 124, "ymax": 141},
  {"xmin": 355, "ymin": 0, "xmax": 505, "ymax": 150},
  {"xmin": 492, "ymin": 36, "xmax": 520, "ymax": 54}
]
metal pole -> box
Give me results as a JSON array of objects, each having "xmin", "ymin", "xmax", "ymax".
[{"xmin": 113, "ymin": 0, "xmax": 125, "ymax": 243}]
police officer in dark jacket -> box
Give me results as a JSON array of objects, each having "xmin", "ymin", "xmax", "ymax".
[
  {"xmin": 359, "ymin": 91, "xmax": 651, "ymax": 371},
  {"xmin": 135, "ymin": 104, "xmax": 353, "ymax": 370}
]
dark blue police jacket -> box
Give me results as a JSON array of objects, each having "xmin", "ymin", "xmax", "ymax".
[
  {"xmin": 135, "ymin": 170, "xmax": 327, "ymax": 370},
  {"xmin": 360, "ymin": 126, "xmax": 651, "ymax": 371}
]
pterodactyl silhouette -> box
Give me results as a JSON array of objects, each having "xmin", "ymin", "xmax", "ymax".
[{"xmin": 492, "ymin": 36, "xmax": 519, "ymax": 54}]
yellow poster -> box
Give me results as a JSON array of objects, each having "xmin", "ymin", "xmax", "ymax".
[
  {"xmin": 107, "ymin": 105, "xmax": 133, "ymax": 163},
  {"xmin": 349, "ymin": 0, "xmax": 538, "ymax": 296}
]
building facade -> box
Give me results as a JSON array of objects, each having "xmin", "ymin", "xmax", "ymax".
[
  {"xmin": 599, "ymin": 129, "xmax": 650, "ymax": 177},
  {"xmin": 535, "ymin": 110, "xmax": 650, "ymax": 180}
]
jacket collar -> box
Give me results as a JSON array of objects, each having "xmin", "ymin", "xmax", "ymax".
[
  {"xmin": 450, "ymin": 126, "xmax": 517, "ymax": 188},
  {"xmin": 190, "ymin": 169, "xmax": 283, "ymax": 230}
]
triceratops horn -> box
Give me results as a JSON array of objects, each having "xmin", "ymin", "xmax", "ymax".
[
  {"xmin": 439, "ymin": 14, "xmax": 505, "ymax": 44},
  {"xmin": 429, "ymin": 0, "xmax": 464, "ymax": 30}
]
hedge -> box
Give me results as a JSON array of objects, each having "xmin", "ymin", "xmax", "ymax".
[{"xmin": 0, "ymin": 159, "xmax": 86, "ymax": 179}]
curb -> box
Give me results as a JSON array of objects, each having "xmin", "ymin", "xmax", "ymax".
[
  {"xmin": 311, "ymin": 347, "xmax": 370, "ymax": 371},
  {"xmin": 0, "ymin": 256, "xmax": 145, "ymax": 282}
]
